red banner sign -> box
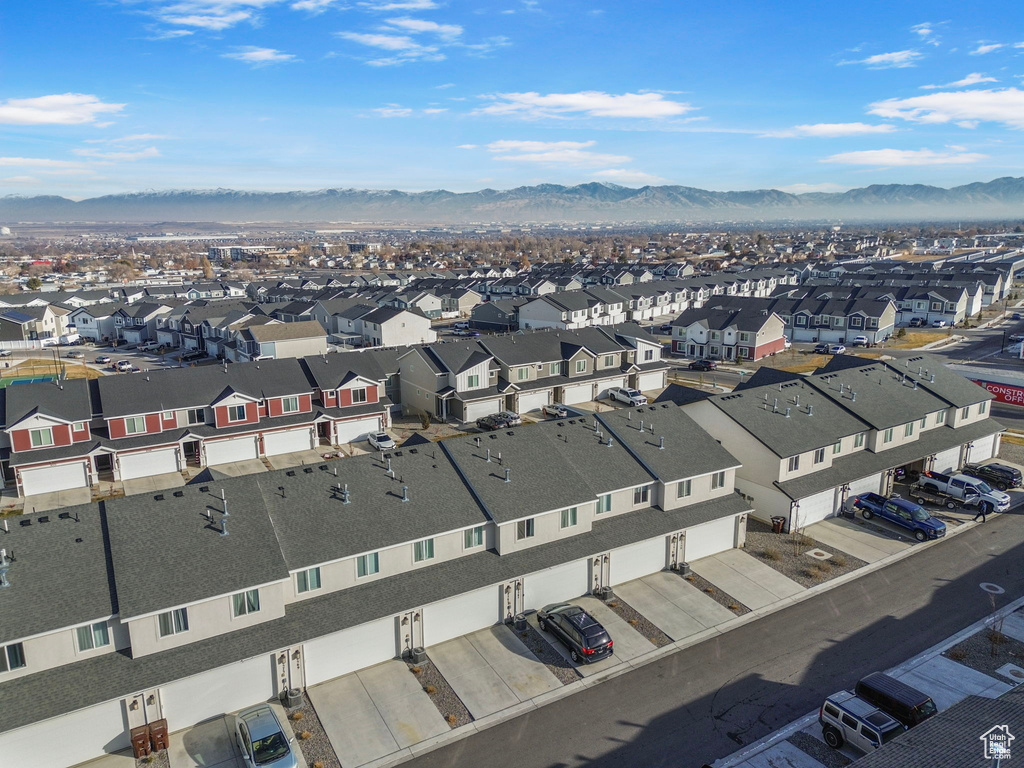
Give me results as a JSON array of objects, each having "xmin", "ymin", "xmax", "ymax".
[{"xmin": 970, "ymin": 379, "xmax": 1024, "ymax": 406}]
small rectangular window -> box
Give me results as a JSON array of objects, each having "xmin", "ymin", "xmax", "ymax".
[
  {"xmin": 76, "ymin": 622, "xmax": 110, "ymax": 652},
  {"xmin": 158, "ymin": 608, "xmax": 189, "ymax": 637},
  {"xmin": 232, "ymin": 589, "xmax": 260, "ymax": 617},
  {"xmin": 711, "ymin": 471, "xmax": 726, "ymax": 490},
  {"xmin": 414, "ymin": 539, "xmax": 435, "ymax": 562},
  {"xmin": 282, "ymin": 396, "xmax": 299, "ymax": 413},
  {"xmin": 604, "ymin": 354, "xmax": 615, "ymax": 366},
  {"xmin": 833, "ymin": 441, "xmax": 842, "ymax": 455},
  {"xmin": 29, "ymin": 428, "xmax": 53, "ymax": 448},
  {"xmin": 813, "ymin": 448, "xmax": 825, "ymax": 464},
  {"xmin": 677, "ymin": 479, "xmax": 692, "ymax": 498},
  {"xmin": 596, "ymin": 494, "xmax": 612, "ymax": 514},
  {"xmin": 463, "ymin": 525, "xmax": 485, "ymax": 549},
  {"xmin": 228, "ymin": 405, "xmax": 247, "ymax": 422},
  {"xmin": 357, "ymin": 552, "xmax": 380, "ymax": 577},
  {"xmin": 549, "ymin": 362, "xmax": 559, "ymax": 375},
  {"xmin": 74, "ymin": 421, "xmax": 88, "ymax": 432},
  {"xmin": 516, "ymin": 518, "xmax": 535, "ymax": 540},
  {"xmin": 296, "ymin": 567, "xmax": 321, "ymax": 593},
  {"xmin": 351, "ymin": 388, "xmax": 368, "ymax": 404},
  {"xmin": 904, "ymin": 422, "xmax": 914, "ymax": 437},
  {"xmin": 124, "ymin": 417, "xmax": 146, "ymax": 434},
  {"xmin": 560, "ymin": 507, "xmax": 578, "ymax": 529},
  {"xmin": 980, "ymin": 401, "xmax": 988, "ymax": 414},
  {"xmin": 0, "ymin": 643, "xmax": 26, "ymax": 672},
  {"xmin": 633, "ymin": 485, "xmax": 650, "ymax": 505},
  {"xmin": 575, "ymin": 360, "xmax": 586, "ymax": 373},
  {"xmin": 187, "ymin": 408, "xmax": 205, "ymax": 424},
  {"xmin": 466, "ymin": 374, "xmax": 480, "ymax": 388},
  {"xmin": 961, "ymin": 407, "xmax": 969, "ymax": 419},
  {"xmin": 937, "ymin": 410, "xmax": 946, "ymax": 424},
  {"xmin": 788, "ymin": 455, "xmax": 800, "ymax": 472},
  {"xmin": 854, "ymin": 431, "xmax": 866, "ymax": 448},
  {"xmin": 883, "ymin": 427, "xmax": 894, "ymax": 443}
]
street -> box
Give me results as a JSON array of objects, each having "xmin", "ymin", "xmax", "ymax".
[{"xmin": 406, "ymin": 511, "xmax": 1024, "ymax": 768}]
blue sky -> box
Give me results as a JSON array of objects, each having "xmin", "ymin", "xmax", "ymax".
[{"xmin": 2, "ymin": 0, "xmax": 1024, "ymax": 198}]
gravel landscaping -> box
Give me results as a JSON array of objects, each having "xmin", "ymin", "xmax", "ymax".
[
  {"xmin": 605, "ymin": 596, "xmax": 672, "ymax": 647},
  {"xmin": 745, "ymin": 518, "xmax": 868, "ymax": 589},
  {"xmin": 407, "ymin": 657, "xmax": 473, "ymax": 729},
  {"xmin": 285, "ymin": 692, "xmax": 341, "ymax": 768},
  {"xmin": 136, "ymin": 750, "xmax": 170, "ymax": 768},
  {"xmin": 515, "ymin": 623, "xmax": 583, "ymax": 685},
  {"xmin": 999, "ymin": 438, "xmax": 1024, "ymax": 466},
  {"xmin": 677, "ymin": 570, "xmax": 750, "ymax": 616},
  {"xmin": 788, "ymin": 731, "xmax": 852, "ymax": 768},
  {"xmin": 942, "ymin": 624, "xmax": 1024, "ymax": 677}
]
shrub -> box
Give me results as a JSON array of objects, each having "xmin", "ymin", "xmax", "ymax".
[
  {"xmin": 831, "ymin": 555, "xmax": 847, "ymax": 568},
  {"xmin": 410, "ymin": 666, "xmax": 422, "ymax": 675},
  {"xmin": 628, "ymin": 618, "xmax": 639, "ymax": 626},
  {"xmin": 446, "ymin": 714, "xmax": 457, "ymax": 726},
  {"xmin": 728, "ymin": 603, "xmax": 741, "ymax": 611},
  {"xmin": 314, "ymin": 762, "xmax": 325, "ymax": 768},
  {"xmin": 289, "ymin": 712, "xmax": 304, "ymax": 721},
  {"xmin": 424, "ymin": 685, "xmax": 437, "ymax": 694},
  {"xmin": 607, "ymin": 601, "xmax": 619, "ymax": 608},
  {"xmin": 761, "ymin": 547, "xmax": 781, "ymax": 561},
  {"xmin": 299, "ymin": 731, "xmax": 312, "ymax": 740},
  {"xmin": 420, "ymin": 411, "xmax": 431, "ymax": 430},
  {"xmin": 947, "ymin": 647, "xmax": 968, "ymax": 661},
  {"xmin": 704, "ymin": 587, "xmax": 715, "ymax": 594}
]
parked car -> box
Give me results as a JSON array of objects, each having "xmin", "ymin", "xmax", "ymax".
[
  {"xmin": 497, "ymin": 410, "xmax": 522, "ymax": 427},
  {"xmin": 231, "ymin": 704, "xmax": 298, "ymax": 768},
  {"xmin": 1009, "ymin": 333, "xmax": 1024, "ymax": 343},
  {"xmin": 850, "ymin": 492, "xmax": 946, "ymax": 541},
  {"xmin": 542, "ymin": 403, "xmax": 569, "ymax": 418},
  {"xmin": 1013, "ymin": 313, "xmax": 1022, "ymax": 321},
  {"xmin": 931, "ymin": 319, "xmax": 947, "ymax": 328},
  {"xmin": 65, "ymin": 350, "xmax": 85, "ymax": 359},
  {"xmin": 813, "ymin": 342, "xmax": 830, "ymax": 354},
  {"xmin": 909, "ymin": 317, "xmax": 926, "ymax": 328},
  {"xmin": 783, "ymin": 338, "xmax": 792, "ymax": 350},
  {"xmin": 537, "ymin": 603, "xmax": 614, "ymax": 664},
  {"xmin": 475, "ymin": 414, "xmax": 509, "ymax": 431},
  {"xmin": 95, "ymin": 354, "xmax": 111, "ymax": 364},
  {"xmin": 961, "ymin": 462, "xmax": 1023, "ymax": 491},
  {"xmin": 828, "ymin": 344, "xmax": 846, "ymax": 355},
  {"xmin": 453, "ymin": 321, "xmax": 469, "ymax": 329},
  {"xmin": 688, "ymin": 359, "xmax": 717, "ymax": 371},
  {"xmin": 918, "ymin": 470, "xmax": 1010, "ymax": 512},
  {"xmin": 851, "ymin": 335, "xmax": 869, "ymax": 347},
  {"xmin": 855, "ymin": 672, "xmax": 937, "ymax": 728},
  {"xmin": 367, "ymin": 432, "xmax": 396, "ymax": 451},
  {"xmin": 114, "ymin": 360, "xmax": 134, "ymax": 372},
  {"xmin": 179, "ymin": 350, "xmax": 206, "ymax": 362},
  {"xmin": 658, "ymin": 324, "xmax": 674, "ymax": 334},
  {"xmin": 819, "ymin": 690, "xmax": 904, "ymax": 753},
  {"xmin": 609, "ymin": 387, "xmax": 648, "ymax": 406},
  {"xmin": 0, "ymin": 350, "xmax": 11, "ymax": 358}
]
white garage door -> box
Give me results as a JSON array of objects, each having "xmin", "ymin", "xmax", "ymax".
[
  {"xmin": 685, "ymin": 515, "xmax": 739, "ymax": 562},
  {"xmin": 637, "ymin": 371, "xmax": 666, "ymax": 391},
  {"xmin": 794, "ymin": 488, "xmax": 838, "ymax": 527},
  {"xmin": 523, "ymin": 559, "xmax": 589, "ymax": 611},
  {"xmin": 561, "ymin": 382, "xmax": 594, "ymax": 405},
  {"xmin": 162, "ymin": 653, "xmax": 274, "ymax": 730},
  {"xmin": 517, "ymin": 389, "xmax": 550, "ymax": 414},
  {"xmin": 20, "ymin": 461, "xmax": 89, "ymax": 495},
  {"xmin": 205, "ymin": 435, "xmax": 259, "ymax": 465},
  {"xmin": 423, "ymin": 585, "xmax": 498, "ymax": 647},
  {"xmin": 304, "ymin": 616, "xmax": 396, "ymax": 685},
  {"xmin": 594, "ymin": 377, "xmax": 626, "ymax": 401},
  {"xmin": 263, "ymin": 427, "xmax": 313, "ymax": 456},
  {"xmin": 966, "ymin": 435, "xmax": 998, "ymax": 465},
  {"xmin": 931, "ymin": 446, "xmax": 963, "ymax": 474},
  {"xmin": 119, "ymin": 447, "xmax": 180, "ymax": 480},
  {"xmin": 334, "ymin": 416, "xmax": 381, "ymax": 444},
  {"xmin": 610, "ymin": 537, "xmax": 666, "ymax": 585},
  {"xmin": 464, "ymin": 398, "xmax": 503, "ymax": 421},
  {"xmin": 845, "ymin": 474, "xmax": 881, "ymax": 503}
]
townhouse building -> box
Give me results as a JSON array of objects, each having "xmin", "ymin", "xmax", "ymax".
[
  {"xmin": 112, "ymin": 303, "xmax": 175, "ymax": 345},
  {"xmin": 0, "ymin": 305, "xmax": 73, "ymax": 344},
  {"xmin": 226, "ymin": 320, "xmax": 329, "ymax": 362},
  {"xmin": 0, "ymin": 407, "xmax": 749, "ymax": 768},
  {"xmin": 518, "ymin": 289, "xmax": 628, "ymax": 330},
  {"xmin": 671, "ymin": 307, "xmax": 787, "ymax": 361}
]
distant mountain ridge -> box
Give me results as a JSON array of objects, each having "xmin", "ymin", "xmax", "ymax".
[{"xmin": 3, "ymin": 178, "xmax": 1024, "ymax": 224}]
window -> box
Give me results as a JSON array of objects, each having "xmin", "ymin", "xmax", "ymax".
[
  {"xmin": 232, "ymin": 589, "xmax": 260, "ymax": 617},
  {"xmin": 920, "ymin": 417, "xmax": 927, "ymax": 429},
  {"xmin": 75, "ymin": 622, "xmax": 110, "ymax": 652},
  {"xmin": 961, "ymin": 407, "xmax": 969, "ymax": 419},
  {"xmin": 788, "ymin": 455, "xmax": 800, "ymax": 472},
  {"xmin": 516, "ymin": 518, "xmax": 535, "ymax": 540},
  {"xmin": 413, "ymin": 539, "xmax": 435, "ymax": 562},
  {"xmin": 158, "ymin": 608, "xmax": 189, "ymax": 637},
  {"xmin": 0, "ymin": 643, "xmax": 25, "ymax": 673},
  {"xmin": 74, "ymin": 421, "xmax": 88, "ymax": 432},
  {"xmin": 296, "ymin": 567, "xmax": 321, "ymax": 593},
  {"xmin": 29, "ymin": 428, "xmax": 53, "ymax": 448},
  {"xmin": 644, "ymin": 349, "xmax": 654, "ymax": 361},
  {"xmin": 228, "ymin": 405, "xmax": 247, "ymax": 422},
  {"xmin": 904, "ymin": 422, "xmax": 914, "ymax": 437},
  {"xmin": 633, "ymin": 485, "xmax": 650, "ymax": 505},
  {"xmin": 711, "ymin": 471, "xmax": 726, "ymax": 490},
  {"xmin": 597, "ymin": 494, "xmax": 612, "ymax": 514},
  {"xmin": 162, "ymin": 411, "xmax": 174, "ymax": 421},
  {"xmin": 603, "ymin": 354, "xmax": 615, "ymax": 366},
  {"xmin": 466, "ymin": 374, "xmax": 480, "ymax": 388},
  {"xmin": 677, "ymin": 479, "xmax": 692, "ymax": 498},
  {"xmin": 350, "ymin": 388, "xmax": 368, "ymax": 404},
  {"xmin": 560, "ymin": 507, "xmax": 578, "ymax": 529},
  {"xmin": 883, "ymin": 427, "xmax": 894, "ymax": 443},
  {"xmin": 813, "ymin": 448, "xmax": 826, "ymax": 464},
  {"xmin": 575, "ymin": 360, "xmax": 586, "ymax": 373},
  {"xmin": 937, "ymin": 410, "xmax": 946, "ymax": 424},
  {"xmin": 124, "ymin": 417, "xmax": 146, "ymax": 435},
  {"xmin": 833, "ymin": 440, "xmax": 842, "ymax": 455},
  {"xmin": 281, "ymin": 396, "xmax": 299, "ymax": 413},
  {"xmin": 854, "ymin": 431, "xmax": 866, "ymax": 448},
  {"xmin": 549, "ymin": 363, "xmax": 560, "ymax": 375},
  {"xmin": 517, "ymin": 368, "xmax": 529, "ymax": 381},
  {"xmin": 980, "ymin": 401, "xmax": 988, "ymax": 414},
  {"xmin": 463, "ymin": 525, "xmax": 484, "ymax": 549},
  {"xmin": 357, "ymin": 552, "xmax": 380, "ymax": 577},
  {"xmin": 187, "ymin": 408, "xmax": 205, "ymax": 425}
]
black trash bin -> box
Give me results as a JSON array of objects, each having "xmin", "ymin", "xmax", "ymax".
[
  {"xmin": 770, "ymin": 516, "xmax": 786, "ymax": 533},
  {"xmin": 513, "ymin": 613, "xmax": 528, "ymax": 631}
]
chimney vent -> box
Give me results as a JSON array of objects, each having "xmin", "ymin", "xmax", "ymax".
[
  {"xmin": 401, "ymin": 485, "xmax": 409, "ymax": 502},
  {"xmin": 486, "ymin": 448, "xmax": 491, "ymax": 463},
  {"xmin": 659, "ymin": 436, "xmax": 665, "ymax": 450},
  {"xmin": 504, "ymin": 468, "xmax": 511, "ymax": 483},
  {"xmin": 784, "ymin": 407, "xmax": 791, "ymax": 418}
]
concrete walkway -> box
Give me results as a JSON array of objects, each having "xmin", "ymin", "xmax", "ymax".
[
  {"xmin": 804, "ymin": 517, "xmax": 913, "ymax": 563},
  {"xmin": 691, "ymin": 549, "xmax": 804, "ymax": 610},
  {"xmin": 894, "ymin": 654, "xmax": 1013, "ymax": 711},
  {"xmin": 310, "ymin": 660, "xmax": 448, "ymax": 768},
  {"xmin": 122, "ymin": 472, "xmax": 186, "ymax": 496},
  {"xmin": 615, "ymin": 570, "xmax": 735, "ymax": 640}
]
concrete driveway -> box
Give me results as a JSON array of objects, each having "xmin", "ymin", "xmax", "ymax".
[
  {"xmin": 266, "ymin": 450, "xmax": 325, "ymax": 470},
  {"xmin": 309, "ymin": 659, "xmax": 447, "ymax": 768},
  {"xmin": 169, "ymin": 715, "xmax": 243, "ymax": 768},
  {"xmin": 614, "ymin": 570, "xmax": 736, "ymax": 640},
  {"xmin": 691, "ymin": 549, "xmax": 804, "ymax": 610},
  {"xmin": 207, "ymin": 459, "xmax": 267, "ymax": 477},
  {"xmin": 804, "ymin": 517, "xmax": 913, "ymax": 564},
  {"xmin": 22, "ymin": 486, "xmax": 92, "ymax": 513},
  {"xmin": 429, "ymin": 624, "xmax": 561, "ymax": 720},
  {"xmin": 122, "ymin": 472, "xmax": 186, "ymax": 496}
]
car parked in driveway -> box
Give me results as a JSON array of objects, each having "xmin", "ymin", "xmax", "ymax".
[
  {"xmin": 232, "ymin": 704, "xmax": 298, "ymax": 768},
  {"xmin": 95, "ymin": 355, "xmax": 111, "ymax": 364},
  {"xmin": 850, "ymin": 492, "xmax": 945, "ymax": 541},
  {"xmin": 367, "ymin": 432, "xmax": 396, "ymax": 451},
  {"xmin": 961, "ymin": 462, "xmax": 1023, "ymax": 491},
  {"xmin": 819, "ymin": 690, "xmax": 903, "ymax": 754},
  {"xmin": 497, "ymin": 410, "xmax": 522, "ymax": 427},
  {"xmin": 909, "ymin": 317, "xmax": 926, "ymax": 328},
  {"xmin": 537, "ymin": 603, "xmax": 614, "ymax": 664},
  {"xmin": 931, "ymin": 319, "xmax": 947, "ymax": 328},
  {"xmin": 688, "ymin": 359, "xmax": 717, "ymax": 371},
  {"xmin": 813, "ymin": 342, "xmax": 830, "ymax": 354},
  {"xmin": 608, "ymin": 387, "xmax": 647, "ymax": 406},
  {"xmin": 828, "ymin": 344, "xmax": 846, "ymax": 355},
  {"xmin": 851, "ymin": 335, "xmax": 869, "ymax": 347},
  {"xmin": 475, "ymin": 414, "xmax": 509, "ymax": 431},
  {"xmin": 542, "ymin": 403, "xmax": 568, "ymax": 418}
]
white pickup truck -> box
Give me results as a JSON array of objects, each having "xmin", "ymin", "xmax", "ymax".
[{"xmin": 917, "ymin": 471, "xmax": 1010, "ymax": 512}]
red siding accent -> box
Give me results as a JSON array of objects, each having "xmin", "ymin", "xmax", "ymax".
[
  {"xmin": 161, "ymin": 413, "xmax": 176, "ymax": 429},
  {"xmin": 300, "ymin": 394, "xmax": 312, "ymax": 411},
  {"xmin": 363, "ymin": 388, "xmax": 378, "ymax": 405},
  {"xmin": 11, "ymin": 430, "xmax": 31, "ymax": 452},
  {"xmin": 337, "ymin": 388, "xmax": 352, "ymax": 407},
  {"xmin": 72, "ymin": 423, "xmax": 90, "ymax": 442},
  {"xmin": 52, "ymin": 425, "xmax": 73, "ymax": 447},
  {"xmin": 259, "ymin": 403, "xmax": 268, "ymax": 418},
  {"xmin": 214, "ymin": 402, "xmax": 259, "ymax": 428},
  {"xmin": 108, "ymin": 418, "xmax": 126, "ymax": 439},
  {"xmin": 751, "ymin": 336, "xmax": 787, "ymax": 361},
  {"xmin": 145, "ymin": 414, "xmax": 161, "ymax": 434},
  {"xmin": 268, "ymin": 398, "xmax": 283, "ymax": 417},
  {"xmin": 322, "ymin": 390, "xmax": 336, "ymax": 406}
]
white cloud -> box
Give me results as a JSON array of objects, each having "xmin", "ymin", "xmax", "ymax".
[
  {"xmin": 457, "ymin": 144, "xmax": 478, "ymax": 149},
  {"xmin": 0, "ymin": 94, "xmax": 125, "ymax": 125},
  {"xmin": 869, "ymin": 87, "xmax": 1024, "ymax": 129},
  {"xmin": 970, "ymin": 43, "xmax": 1004, "ymax": 55},
  {"xmin": 291, "ymin": 0, "xmax": 343, "ymax": 11},
  {"xmin": 337, "ymin": 31, "xmax": 443, "ymax": 64},
  {"xmin": 384, "ymin": 17, "xmax": 462, "ymax": 40},
  {"xmin": 222, "ymin": 46, "xmax": 297, "ymax": 66},
  {"xmin": 372, "ymin": 106, "xmax": 414, "ymax": 117},
  {"xmin": 840, "ymin": 50, "xmax": 922, "ymax": 69},
  {"xmin": 0, "ymin": 157, "xmax": 89, "ymax": 168},
  {"xmin": 485, "ymin": 139, "xmax": 630, "ymax": 167},
  {"xmin": 776, "ymin": 182, "xmax": 849, "ymax": 194},
  {"xmin": 911, "ymin": 22, "xmax": 941, "ymax": 45},
  {"xmin": 0, "ymin": 176, "xmax": 39, "ymax": 184},
  {"xmin": 160, "ymin": 10, "xmax": 254, "ymax": 30},
  {"xmin": 591, "ymin": 169, "xmax": 667, "ymax": 184},
  {"xmin": 422, "ymin": 107, "xmax": 447, "ymax": 114},
  {"xmin": 148, "ymin": 29, "xmax": 195, "ymax": 39},
  {"xmin": 921, "ymin": 72, "xmax": 997, "ymax": 89},
  {"xmin": 764, "ymin": 122, "xmax": 897, "ymax": 138},
  {"xmin": 477, "ymin": 91, "xmax": 693, "ymax": 119},
  {"xmin": 822, "ymin": 148, "xmax": 987, "ymax": 166},
  {"xmin": 73, "ymin": 147, "xmax": 162, "ymax": 161},
  {"xmin": 357, "ymin": 0, "xmax": 438, "ymax": 9},
  {"xmin": 435, "ymin": 83, "xmax": 456, "ymax": 89}
]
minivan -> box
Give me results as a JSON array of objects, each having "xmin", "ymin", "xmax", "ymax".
[{"xmin": 855, "ymin": 672, "xmax": 937, "ymax": 727}]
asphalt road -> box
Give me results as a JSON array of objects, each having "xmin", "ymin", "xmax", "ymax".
[{"xmin": 407, "ymin": 511, "xmax": 1024, "ymax": 768}]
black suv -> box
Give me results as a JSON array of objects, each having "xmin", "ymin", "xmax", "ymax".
[
  {"xmin": 475, "ymin": 414, "xmax": 509, "ymax": 431},
  {"xmin": 962, "ymin": 462, "xmax": 1023, "ymax": 491},
  {"xmin": 537, "ymin": 603, "xmax": 614, "ymax": 663},
  {"xmin": 689, "ymin": 359, "xmax": 717, "ymax": 371}
]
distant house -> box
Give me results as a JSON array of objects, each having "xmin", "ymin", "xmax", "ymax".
[
  {"xmin": 356, "ymin": 306, "xmax": 436, "ymax": 348},
  {"xmin": 229, "ymin": 320, "xmax": 328, "ymax": 362},
  {"xmin": 671, "ymin": 307, "xmax": 787, "ymax": 361}
]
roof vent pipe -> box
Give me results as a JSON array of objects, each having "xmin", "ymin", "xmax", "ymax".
[
  {"xmin": 913, "ymin": 380, "xmax": 918, "ymax": 390},
  {"xmin": 785, "ymin": 407, "xmax": 791, "ymax": 418},
  {"xmin": 807, "ymin": 404, "xmax": 814, "ymax": 416},
  {"xmin": 930, "ymin": 373, "xmax": 935, "ymax": 383},
  {"xmin": 475, "ymin": 436, "xmax": 481, "ymax": 447},
  {"xmin": 342, "ymin": 483, "xmax": 350, "ymax": 504},
  {"xmin": 851, "ymin": 392, "xmax": 857, "ymax": 402},
  {"xmin": 607, "ymin": 436, "xmax": 614, "ymax": 448},
  {"xmin": 401, "ymin": 486, "xmax": 409, "ymax": 502},
  {"xmin": 639, "ymin": 420, "xmax": 644, "ymax": 433},
  {"xmin": 486, "ymin": 448, "xmax": 491, "ymax": 463},
  {"xmin": 659, "ymin": 436, "xmax": 665, "ymax": 450},
  {"xmin": 504, "ymin": 468, "xmax": 511, "ymax": 483},
  {"xmin": 773, "ymin": 398, "xmax": 778, "ymax": 413}
]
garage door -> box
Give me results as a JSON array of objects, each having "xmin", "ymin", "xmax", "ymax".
[
  {"xmin": 205, "ymin": 435, "xmax": 258, "ymax": 465},
  {"xmin": 463, "ymin": 398, "xmax": 503, "ymax": 421},
  {"xmin": 304, "ymin": 616, "xmax": 396, "ymax": 686},
  {"xmin": 561, "ymin": 382, "xmax": 594, "ymax": 405},
  {"xmin": 517, "ymin": 389, "xmax": 550, "ymax": 414},
  {"xmin": 119, "ymin": 447, "xmax": 180, "ymax": 480},
  {"xmin": 966, "ymin": 434, "xmax": 998, "ymax": 465},
  {"xmin": 523, "ymin": 559, "xmax": 589, "ymax": 611},
  {"xmin": 594, "ymin": 377, "xmax": 626, "ymax": 401},
  {"xmin": 637, "ymin": 371, "xmax": 666, "ymax": 391},
  {"xmin": 794, "ymin": 488, "xmax": 837, "ymax": 527},
  {"xmin": 843, "ymin": 474, "xmax": 881, "ymax": 509},
  {"xmin": 20, "ymin": 461, "xmax": 90, "ymax": 495},
  {"xmin": 610, "ymin": 537, "xmax": 666, "ymax": 585},
  {"xmin": 422, "ymin": 585, "xmax": 498, "ymax": 647},
  {"xmin": 334, "ymin": 415, "xmax": 381, "ymax": 444},
  {"xmin": 931, "ymin": 446, "xmax": 962, "ymax": 474},
  {"xmin": 263, "ymin": 427, "xmax": 314, "ymax": 456},
  {"xmin": 685, "ymin": 515, "xmax": 739, "ymax": 562}
]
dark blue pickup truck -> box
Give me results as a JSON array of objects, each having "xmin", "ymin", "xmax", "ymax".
[{"xmin": 850, "ymin": 493, "xmax": 946, "ymax": 542}]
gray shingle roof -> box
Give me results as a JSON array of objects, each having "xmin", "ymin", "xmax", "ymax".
[
  {"xmin": 805, "ymin": 363, "xmax": 947, "ymax": 430},
  {"xmin": 241, "ymin": 319, "xmax": 325, "ymax": 342},
  {"xmin": 3, "ymin": 377, "xmax": 93, "ymax": 426}
]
